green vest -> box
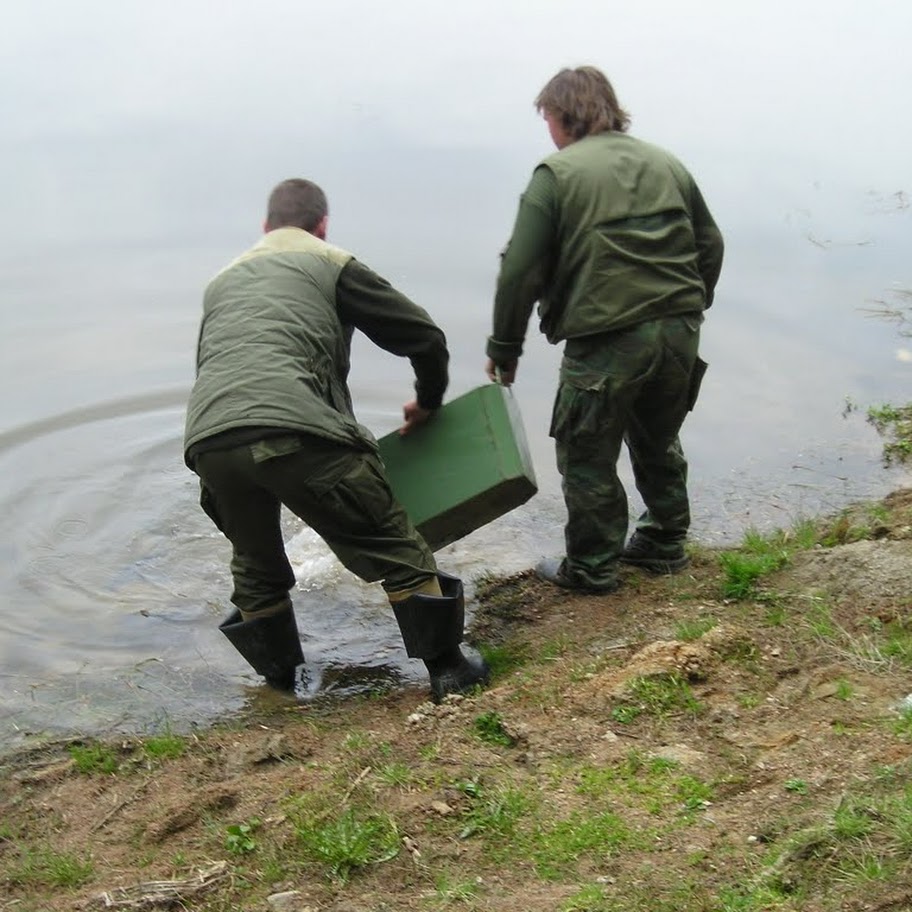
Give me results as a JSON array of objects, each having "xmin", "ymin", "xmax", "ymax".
[
  {"xmin": 539, "ymin": 132, "xmax": 708, "ymax": 342},
  {"xmin": 184, "ymin": 228, "xmax": 377, "ymax": 456}
]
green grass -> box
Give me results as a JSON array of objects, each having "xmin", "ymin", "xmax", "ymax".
[
  {"xmin": 784, "ymin": 779, "xmax": 808, "ymax": 795},
  {"xmin": 834, "ymin": 851, "xmax": 891, "ymax": 883},
  {"xmin": 142, "ymin": 732, "xmax": 187, "ymax": 761},
  {"xmin": 341, "ymin": 731, "xmax": 371, "ymax": 753},
  {"xmin": 577, "ymin": 752, "xmax": 674, "ymax": 798},
  {"xmin": 68, "ymin": 742, "xmax": 119, "ymax": 775},
  {"xmin": 574, "ymin": 751, "xmax": 714, "ymax": 820},
  {"xmin": 818, "ymin": 503, "xmax": 891, "ymax": 545},
  {"xmin": 539, "ymin": 634, "xmax": 573, "ymax": 659},
  {"xmin": 833, "ymin": 679, "xmax": 853, "ymax": 700},
  {"xmin": 560, "ymin": 880, "xmax": 753, "ymax": 912},
  {"xmin": 676, "ymin": 775, "xmax": 714, "ymax": 811},
  {"xmin": 714, "ymin": 884, "xmax": 790, "ymax": 911},
  {"xmin": 458, "ymin": 784, "xmax": 532, "ymax": 842},
  {"xmin": 451, "ymin": 772, "xmax": 647, "ymax": 883},
  {"xmin": 69, "ymin": 734, "xmax": 186, "ymax": 774},
  {"xmin": 762, "ymin": 597, "xmax": 789, "ymax": 627},
  {"xmin": 806, "ymin": 599, "xmax": 839, "ymax": 639},
  {"xmin": 878, "ymin": 616, "xmax": 912, "ymax": 665},
  {"xmin": 833, "ymin": 797, "xmax": 874, "ymax": 840},
  {"xmin": 890, "ymin": 706, "xmax": 912, "ymax": 739},
  {"xmin": 418, "ymin": 742, "xmax": 441, "ymax": 762},
  {"xmin": 806, "ymin": 609, "xmax": 912, "ymax": 673},
  {"xmin": 433, "ymin": 873, "xmax": 481, "ymax": 904},
  {"xmin": 609, "ymin": 704, "xmax": 642, "ymax": 723},
  {"xmin": 743, "ymin": 775, "xmax": 912, "ymax": 902},
  {"xmin": 374, "ymin": 760, "xmax": 414, "ymax": 789},
  {"xmin": 293, "ymin": 807, "xmax": 400, "ymax": 883},
  {"xmin": 561, "ymin": 884, "xmax": 611, "ymax": 911},
  {"xmin": 478, "ymin": 641, "xmax": 530, "ymax": 678},
  {"xmin": 472, "ymin": 711, "xmax": 514, "ymax": 747},
  {"xmin": 4, "ymin": 847, "xmax": 94, "ymax": 888},
  {"xmin": 719, "ymin": 550, "xmax": 786, "ymax": 599},
  {"xmin": 532, "ymin": 810, "xmax": 637, "ymax": 880},
  {"xmin": 887, "ymin": 787, "xmax": 912, "ymax": 851},
  {"xmin": 719, "ymin": 523, "xmax": 820, "ymax": 600},
  {"xmin": 611, "ymin": 673, "xmax": 702, "ymax": 723}
]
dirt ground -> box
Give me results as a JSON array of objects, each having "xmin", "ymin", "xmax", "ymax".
[{"xmin": 3, "ymin": 491, "xmax": 912, "ymax": 912}]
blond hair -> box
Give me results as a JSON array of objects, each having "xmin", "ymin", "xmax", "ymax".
[{"xmin": 535, "ymin": 66, "xmax": 631, "ymax": 139}]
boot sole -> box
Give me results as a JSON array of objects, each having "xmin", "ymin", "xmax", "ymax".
[
  {"xmin": 430, "ymin": 654, "xmax": 491, "ymax": 703},
  {"xmin": 619, "ymin": 555, "xmax": 690, "ymax": 575},
  {"xmin": 534, "ymin": 560, "xmax": 619, "ymax": 593}
]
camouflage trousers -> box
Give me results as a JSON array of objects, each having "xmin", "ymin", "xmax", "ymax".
[
  {"xmin": 551, "ymin": 314, "xmax": 704, "ymax": 590},
  {"xmin": 193, "ymin": 433, "xmax": 437, "ymax": 616}
]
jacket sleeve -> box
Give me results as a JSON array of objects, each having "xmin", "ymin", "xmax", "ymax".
[
  {"xmin": 336, "ymin": 259, "xmax": 449, "ymax": 410},
  {"xmin": 487, "ymin": 166, "xmax": 558, "ymax": 365},
  {"xmin": 688, "ymin": 181, "xmax": 724, "ymax": 308}
]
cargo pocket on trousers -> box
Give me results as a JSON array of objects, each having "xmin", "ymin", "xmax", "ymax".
[
  {"xmin": 549, "ymin": 365, "xmax": 610, "ymax": 442},
  {"xmin": 322, "ymin": 453, "xmax": 398, "ymax": 534}
]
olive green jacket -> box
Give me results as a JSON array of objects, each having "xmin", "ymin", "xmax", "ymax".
[
  {"xmin": 487, "ymin": 131, "xmax": 724, "ymax": 363},
  {"xmin": 184, "ymin": 228, "xmax": 448, "ymax": 462}
]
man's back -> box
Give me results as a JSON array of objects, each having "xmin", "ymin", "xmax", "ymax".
[
  {"xmin": 538, "ymin": 132, "xmax": 719, "ymax": 340},
  {"xmin": 185, "ymin": 228, "xmax": 368, "ymax": 455}
]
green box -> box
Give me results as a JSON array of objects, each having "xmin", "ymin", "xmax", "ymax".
[{"xmin": 377, "ymin": 384, "xmax": 538, "ymax": 551}]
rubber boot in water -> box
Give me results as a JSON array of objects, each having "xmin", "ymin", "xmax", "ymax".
[
  {"xmin": 219, "ymin": 602, "xmax": 305, "ymax": 691},
  {"xmin": 391, "ymin": 572, "xmax": 490, "ymax": 703}
]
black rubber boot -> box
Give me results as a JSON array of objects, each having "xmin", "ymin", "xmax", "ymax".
[
  {"xmin": 219, "ymin": 603, "xmax": 305, "ymax": 691},
  {"xmin": 391, "ymin": 572, "xmax": 490, "ymax": 703}
]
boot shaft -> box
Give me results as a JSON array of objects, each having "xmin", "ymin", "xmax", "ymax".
[
  {"xmin": 219, "ymin": 604, "xmax": 305, "ymax": 690},
  {"xmin": 391, "ymin": 572, "xmax": 464, "ymax": 659}
]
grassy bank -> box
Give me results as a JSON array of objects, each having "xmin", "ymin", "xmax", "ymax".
[{"xmin": 2, "ymin": 494, "xmax": 912, "ymax": 911}]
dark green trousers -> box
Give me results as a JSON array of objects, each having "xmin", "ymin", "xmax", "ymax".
[
  {"xmin": 551, "ymin": 314, "xmax": 702, "ymax": 589},
  {"xmin": 193, "ymin": 434, "xmax": 437, "ymax": 615}
]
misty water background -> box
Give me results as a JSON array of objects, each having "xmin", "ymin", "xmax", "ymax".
[{"xmin": 1, "ymin": 0, "xmax": 910, "ymax": 750}]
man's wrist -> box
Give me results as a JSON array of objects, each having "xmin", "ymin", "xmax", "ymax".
[{"xmin": 486, "ymin": 336, "xmax": 523, "ymax": 364}]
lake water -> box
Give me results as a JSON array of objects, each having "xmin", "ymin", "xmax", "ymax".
[{"xmin": 1, "ymin": 0, "xmax": 910, "ymax": 751}]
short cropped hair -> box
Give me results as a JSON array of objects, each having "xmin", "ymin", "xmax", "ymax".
[
  {"xmin": 265, "ymin": 179, "xmax": 329, "ymax": 232},
  {"xmin": 535, "ymin": 66, "xmax": 631, "ymax": 140}
]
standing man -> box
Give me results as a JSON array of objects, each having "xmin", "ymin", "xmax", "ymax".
[
  {"xmin": 185, "ymin": 178, "xmax": 489, "ymax": 702},
  {"xmin": 486, "ymin": 66, "xmax": 724, "ymax": 593}
]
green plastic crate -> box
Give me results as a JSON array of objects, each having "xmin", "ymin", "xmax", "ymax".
[{"xmin": 377, "ymin": 384, "xmax": 538, "ymax": 551}]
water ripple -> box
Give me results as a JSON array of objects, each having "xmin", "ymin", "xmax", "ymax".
[{"xmin": 0, "ymin": 388, "xmax": 189, "ymax": 452}]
